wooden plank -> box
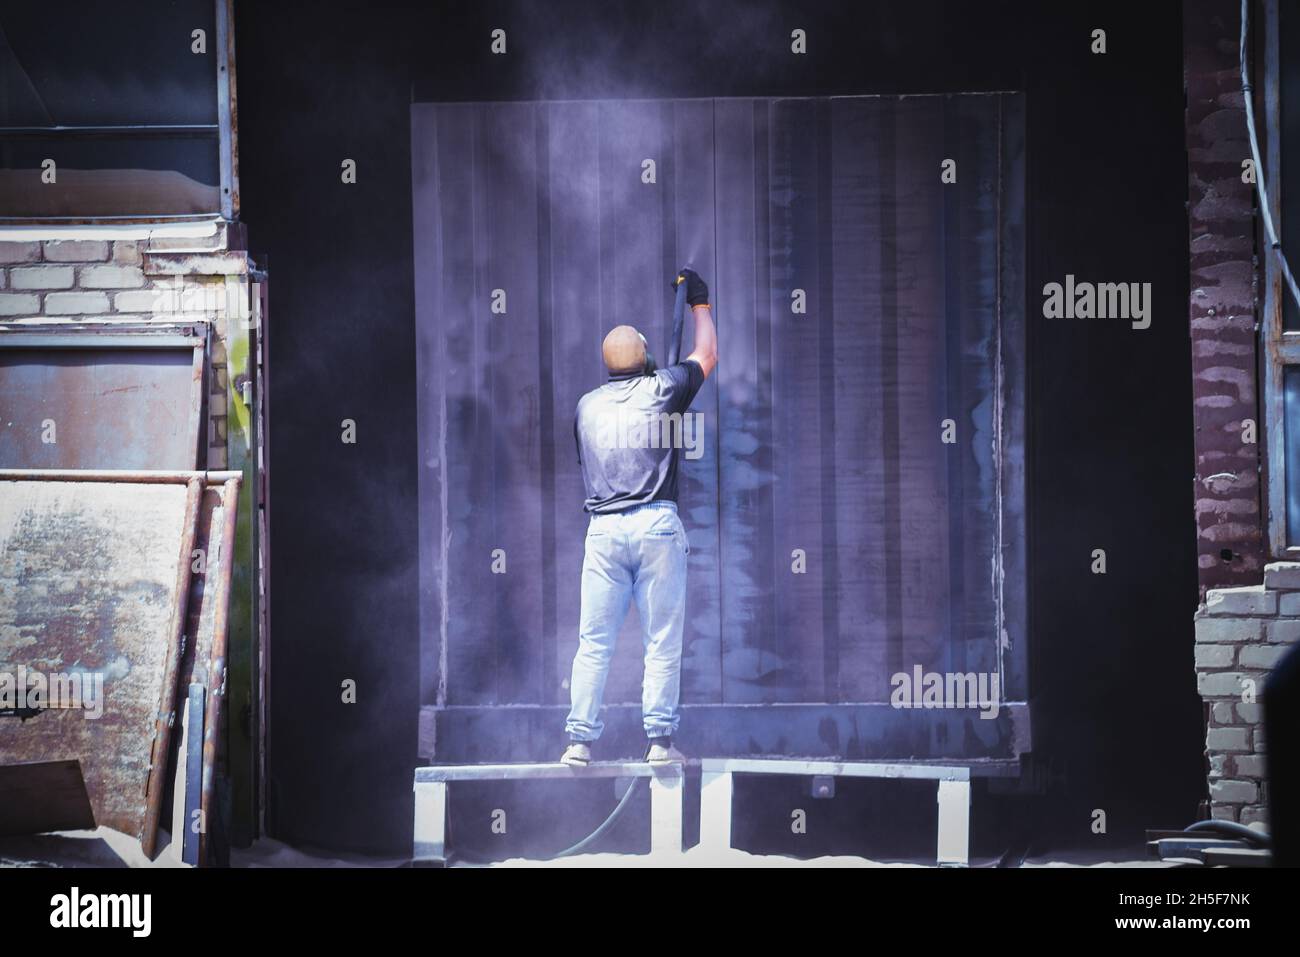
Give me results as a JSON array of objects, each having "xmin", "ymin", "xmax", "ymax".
[
  {"xmin": 714, "ymin": 99, "xmax": 776, "ymax": 705},
  {"xmin": 545, "ymin": 101, "xmax": 605, "ymax": 708},
  {"xmin": 669, "ymin": 98, "xmax": 721, "ymax": 704},
  {"xmin": 480, "ymin": 102, "xmax": 544, "ymax": 704},
  {"xmin": 424, "ymin": 702, "xmax": 1029, "ymax": 766},
  {"xmin": 436, "ymin": 104, "xmax": 498, "ymax": 705}
]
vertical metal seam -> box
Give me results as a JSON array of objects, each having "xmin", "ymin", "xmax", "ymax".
[{"xmin": 993, "ymin": 94, "xmax": 1006, "ymax": 688}]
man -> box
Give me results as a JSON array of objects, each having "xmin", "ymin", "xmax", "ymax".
[{"xmin": 561, "ymin": 268, "xmax": 717, "ymax": 766}]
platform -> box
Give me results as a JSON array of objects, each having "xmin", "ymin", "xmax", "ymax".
[
  {"xmin": 699, "ymin": 758, "xmax": 972, "ymax": 866},
  {"xmin": 413, "ymin": 761, "xmax": 686, "ymax": 864},
  {"xmin": 413, "ymin": 757, "xmax": 973, "ymax": 866}
]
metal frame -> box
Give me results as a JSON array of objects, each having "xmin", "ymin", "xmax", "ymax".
[
  {"xmin": 699, "ymin": 758, "xmax": 971, "ymax": 866},
  {"xmin": 199, "ymin": 476, "xmax": 243, "ymax": 865},
  {"xmin": 0, "ymin": 0, "xmax": 237, "ymax": 224},
  {"xmin": 216, "ymin": 0, "xmax": 238, "ymax": 220},
  {"xmin": 422, "ymin": 702, "xmax": 1031, "ymax": 770},
  {"xmin": 412, "ymin": 763, "xmax": 685, "ymax": 864},
  {"xmin": 1261, "ymin": 0, "xmax": 1297, "ymax": 557},
  {"xmin": 0, "ymin": 322, "xmax": 209, "ymax": 471}
]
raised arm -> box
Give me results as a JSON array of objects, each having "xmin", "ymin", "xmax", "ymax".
[{"xmin": 679, "ymin": 268, "xmax": 718, "ymax": 379}]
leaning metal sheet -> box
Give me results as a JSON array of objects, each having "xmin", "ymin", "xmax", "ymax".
[{"xmin": 0, "ymin": 480, "xmax": 189, "ymax": 839}]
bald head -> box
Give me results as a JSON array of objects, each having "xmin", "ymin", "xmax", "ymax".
[{"xmin": 602, "ymin": 325, "xmax": 647, "ymax": 374}]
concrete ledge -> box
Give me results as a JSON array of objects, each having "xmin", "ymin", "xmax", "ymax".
[
  {"xmin": 415, "ymin": 761, "xmax": 685, "ymax": 782},
  {"xmin": 1204, "ymin": 585, "xmax": 1278, "ymax": 616},
  {"xmin": 700, "ymin": 758, "xmax": 970, "ymax": 781},
  {"xmin": 1264, "ymin": 562, "xmax": 1300, "ymax": 590}
]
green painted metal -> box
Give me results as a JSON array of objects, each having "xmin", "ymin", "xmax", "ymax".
[{"xmin": 223, "ymin": 287, "xmax": 259, "ymax": 846}]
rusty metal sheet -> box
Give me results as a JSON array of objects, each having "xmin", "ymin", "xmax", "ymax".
[
  {"xmin": 0, "ymin": 760, "xmax": 95, "ymax": 836},
  {"xmin": 0, "ymin": 480, "xmax": 189, "ymax": 843},
  {"xmin": 166, "ymin": 479, "xmax": 239, "ymax": 864},
  {"xmin": 0, "ymin": 336, "xmax": 204, "ymax": 470}
]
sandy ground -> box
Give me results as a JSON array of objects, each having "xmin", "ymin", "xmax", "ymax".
[{"xmin": 0, "ymin": 826, "xmax": 1173, "ymax": 868}]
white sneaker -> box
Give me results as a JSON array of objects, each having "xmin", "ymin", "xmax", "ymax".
[
  {"xmin": 646, "ymin": 740, "xmax": 686, "ymax": 764},
  {"xmin": 560, "ymin": 742, "xmax": 592, "ymax": 766}
]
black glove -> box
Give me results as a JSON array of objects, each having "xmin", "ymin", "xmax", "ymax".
[{"xmin": 673, "ymin": 268, "xmax": 709, "ymax": 307}]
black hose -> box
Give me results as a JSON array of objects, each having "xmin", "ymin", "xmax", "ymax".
[
  {"xmin": 443, "ymin": 776, "xmax": 647, "ymax": 865},
  {"xmin": 548, "ymin": 777, "xmax": 645, "ymax": 859},
  {"xmin": 668, "ymin": 271, "xmax": 688, "ymax": 366},
  {"xmin": 1184, "ymin": 818, "xmax": 1271, "ymax": 848}
]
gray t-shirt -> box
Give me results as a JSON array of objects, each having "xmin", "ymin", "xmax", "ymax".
[{"xmin": 574, "ymin": 359, "xmax": 706, "ymax": 513}]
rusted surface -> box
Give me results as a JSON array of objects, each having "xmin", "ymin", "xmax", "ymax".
[
  {"xmin": 200, "ymin": 478, "xmax": 240, "ymax": 865},
  {"xmin": 0, "ymin": 469, "xmax": 241, "ymax": 484},
  {"xmin": 141, "ymin": 477, "xmax": 202, "ymax": 859},
  {"xmin": 0, "ymin": 340, "xmax": 204, "ymax": 471},
  {"xmin": 0, "ymin": 480, "xmax": 190, "ymax": 840},
  {"xmin": 0, "ymin": 760, "xmax": 95, "ymax": 836},
  {"xmin": 163, "ymin": 482, "xmax": 232, "ymax": 862}
]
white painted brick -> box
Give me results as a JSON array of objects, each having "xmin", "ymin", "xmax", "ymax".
[
  {"xmin": 42, "ymin": 240, "xmax": 109, "ymax": 262},
  {"xmin": 1195, "ymin": 644, "xmax": 1235, "ymax": 668},
  {"xmin": 1211, "ymin": 701, "xmax": 1236, "ymax": 724},
  {"xmin": 143, "ymin": 251, "xmax": 246, "ymax": 275},
  {"xmin": 112, "ymin": 290, "xmax": 164, "ymax": 313},
  {"xmin": 1233, "ymin": 755, "xmax": 1266, "ymax": 778},
  {"xmin": 1195, "ymin": 615, "xmax": 1263, "ymax": 643},
  {"xmin": 10, "ymin": 266, "xmax": 74, "ymax": 290},
  {"xmin": 0, "ymin": 242, "xmax": 40, "ymax": 264},
  {"xmin": 1254, "ymin": 727, "xmax": 1266, "ymax": 752},
  {"xmin": 1240, "ymin": 644, "xmax": 1287, "ymax": 669},
  {"xmin": 1267, "ymin": 618, "xmax": 1300, "ymax": 643},
  {"xmin": 79, "ymin": 265, "xmax": 145, "ymax": 289},
  {"xmin": 111, "ymin": 242, "xmax": 142, "ymax": 265},
  {"xmin": 1206, "ymin": 726, "xmax": 1250, "ymax": 751},
  {"xmin": 1279, "ymin": 592, "xmax": 1300, "ymax": 615},
  {"xmin": 0, "ymin": 271, "xmax": 5, "ymax": 290},
  {"xmin": 1208, "ymin": 753, "xmax": 1228, "ymax": 777},
  {"xmin": 1240, "ymin": 806, "xmax": 1269, "ymax": 828},
  {"xmin": 1204, "ymin": 585, "xmax": 1277, "ymax": 616},
  {"xmin": 0, "ymin": 293, "xmax": 40, "ymax": 316},
  {"xmin": 1209, "ymin": 779, "xmax": 1257, "ymax": 803},
  {"xmin": 43, "ymin": 292, "xmax": 110, "ymax": 314},
  {"xmin": 1264, "ymin": 562, "xmax": 1300, "ymax": 589},
  {"xmin": 1237, "ymin": 701, "xmax": 1261, "ymax": 724},
  {"xmin": 1197, "ymin": 671, "xmax": 1250, "ymax": 697},
  {"xmin": 1210, "ymin": 804, "xmax": 1238, "ymax": 821}
]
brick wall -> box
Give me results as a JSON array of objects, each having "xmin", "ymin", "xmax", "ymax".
[
  {"xmin": 0, "ymin": 224, "xmax": 252, "ymax": 468},
  {"xmin": 1194, "ymin": 563, "xmax": 1300, "ymax": 827},
  {"xmin": 1184, "ymin": 0, "xmax": 1264, "ymax": 593}
]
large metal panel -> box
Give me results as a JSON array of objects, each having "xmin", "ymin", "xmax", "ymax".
[
  {"xmin": 0, "ymin": 330, "xmax": 204, "ymax": 470},
  {"xmin": 0, "ymin": 480, "xmax": 190, "ymax": 841},
  {"xmin": 413, "ymin": 95, "xmax": 1026, "ymax": 757}
]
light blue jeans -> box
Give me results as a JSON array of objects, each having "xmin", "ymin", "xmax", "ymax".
[{"xmin": 565, "ymin": 501, "xmax": 689, "ymax": 742}]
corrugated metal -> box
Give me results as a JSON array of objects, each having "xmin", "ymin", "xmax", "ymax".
[{"xmin": 413, "ymin": 96, "xmax": 1025, "ymax": 733}]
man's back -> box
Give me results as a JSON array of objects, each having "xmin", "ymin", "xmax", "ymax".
[{"xmin": 575, "ymin": 359, "xmax": 705, "ymax": 513}]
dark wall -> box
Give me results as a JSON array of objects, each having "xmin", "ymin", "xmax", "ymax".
[{"xmin": 236, "ymin": 0, "xmax": 1201, "ymax": 856}]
